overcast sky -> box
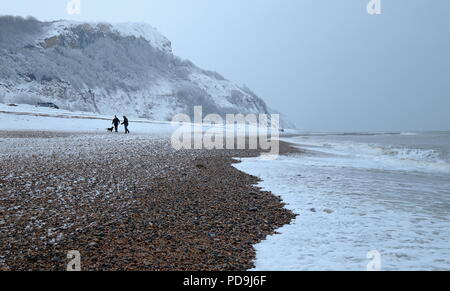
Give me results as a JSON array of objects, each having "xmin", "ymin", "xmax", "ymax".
[{"xmin": 2, "ymin": 0, "xmax": 450, "ymax": 131}]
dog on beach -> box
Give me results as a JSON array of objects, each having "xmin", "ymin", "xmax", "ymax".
[{"xmin": 107, "ymin": 127, "xmax": 114, "ymax": 132}]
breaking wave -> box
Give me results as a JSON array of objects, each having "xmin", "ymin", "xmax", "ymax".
[{"xmin": 293, "ymin": 138, "xmax": 450, "ymax": 174}]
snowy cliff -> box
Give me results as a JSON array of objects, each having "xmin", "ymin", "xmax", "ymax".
[{"xmin": 0, "ymin": 16, "xmax": 291, "ymax": 125}]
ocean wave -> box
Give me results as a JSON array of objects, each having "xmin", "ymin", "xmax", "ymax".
[
  {"xmin": 288, "ymin": 138, "xmax": 450, "ymax": 174},
  {"xmin": 381, "ymin": 147, "xmax": 441, "ymax": 162}
]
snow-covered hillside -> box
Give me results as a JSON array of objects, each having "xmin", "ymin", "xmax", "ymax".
[
  {"xmin": 36, "ymin": 20, "xmax": 173, "ymax": 54},
  {"xmin": 0, "ymin": 16, "xmax": 292, "ymax": 126}
]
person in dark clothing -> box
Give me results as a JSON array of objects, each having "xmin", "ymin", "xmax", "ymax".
[
  {"xmin": 122, "ymin": 116, "xmax": 130, "ymax": 134},
  {"xmin": 112, "ymin": 116, "xmax": 120, "ymax": 133}
]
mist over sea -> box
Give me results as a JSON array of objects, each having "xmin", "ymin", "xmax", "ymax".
[{"xmin": 236, "ymin": 131, "xmax": 450, "ymax": 271}]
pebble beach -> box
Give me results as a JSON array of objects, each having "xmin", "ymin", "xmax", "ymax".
[{"xmin": 0, "ymin": 131, "xmax": 296, "ymax": 271}]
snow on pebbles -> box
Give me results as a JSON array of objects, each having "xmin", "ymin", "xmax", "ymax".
[{"xmin": 0, "ymin": 132, "xmax": 295, "ymax": 271}]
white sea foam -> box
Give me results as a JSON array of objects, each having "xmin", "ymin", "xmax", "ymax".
[
  {"xmin": 235, "ymin": 133, "xmax": 450, "ymax": 271},
  {"xmin": 293, "ymin": 139, "xmax": 450, "ymax": 174}
]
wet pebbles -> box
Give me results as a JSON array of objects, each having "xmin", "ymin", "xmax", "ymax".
[{"xmin": 0, "ymin": 131, "xmax": 295, "ymax": 271}]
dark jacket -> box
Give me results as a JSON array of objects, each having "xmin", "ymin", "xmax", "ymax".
[
  {"xmin": 112, "ymin": 117, "xmax": 120, "ymax": 126},
  {"xmin": 122, "ymin": 117, "xmax": 129, "ymax": 127}
]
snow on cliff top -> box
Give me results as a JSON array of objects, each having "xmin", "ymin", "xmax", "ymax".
[
  {"xmin": 39, "ymin": 20, "xmax": 172, "ymax": 53},
  {"xmin": 112, "ymin": 22, "xmax": 172, "ymax": 52}
]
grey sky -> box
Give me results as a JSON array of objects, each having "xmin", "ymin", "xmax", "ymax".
[{"xmin": 2, "ymin": 0, "xmax": 450, "ymax": 131}]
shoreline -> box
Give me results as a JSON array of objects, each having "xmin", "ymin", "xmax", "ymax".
[
  {"xmin": 0, "ymin": 131, "xmax": 298, "ymax": 271},
  {"xmin": 235, "ymin": 134, "xmax": 450, "ymax": 271}
]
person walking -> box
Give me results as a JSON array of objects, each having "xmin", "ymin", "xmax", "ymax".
[
  {"xmin": 122, "ymin": 116, "xmax": 130, "ymax": 134},
  {"xmin": 112, "ymin": 115, "xmax": 120, "ymax": 133}
]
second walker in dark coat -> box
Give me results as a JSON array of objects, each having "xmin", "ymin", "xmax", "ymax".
[{"xmin": 122, "ymin": 116, "xmax": 130, "ymax": 134}]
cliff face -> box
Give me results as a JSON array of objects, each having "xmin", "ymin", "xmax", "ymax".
[{"xmin": 0, "ymin": 16, "xmax": 275, "ymax": 122}]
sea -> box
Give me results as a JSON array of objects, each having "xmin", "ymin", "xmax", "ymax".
[{"xmin": 234, "ymin": 131, "xmax": 450, "ymax": 271}]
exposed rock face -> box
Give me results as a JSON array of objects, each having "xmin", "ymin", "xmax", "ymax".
[{"xmin": 0, "ymin": 16, "xmax": 282, "ymax": 123}]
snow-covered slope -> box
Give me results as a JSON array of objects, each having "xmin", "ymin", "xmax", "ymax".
[
  {"xmin": 36, "ymin": 20, "xmax": 172, "ymax": 53},
  {"xmin": 0, "ymin": 16, "xmax": 292, "ymax": 126}
]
